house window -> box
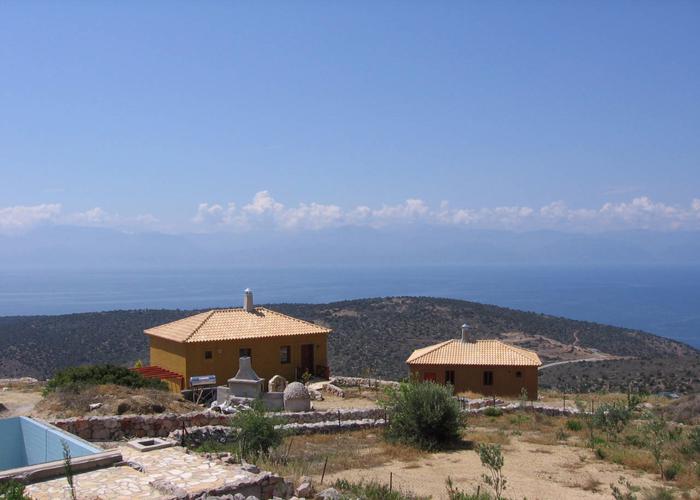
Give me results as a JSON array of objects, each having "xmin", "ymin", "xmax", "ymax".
[
  {"xmin": 240, "ymin": 348, "xmax": 252, "ymax": 359},
  {"xmin": 204, "ymin": 350, "xmax": 213, "ymax": 360},
  {"xmin": 515, "ymin": 371, "xmax": 522, "ymax": 378},
  {"xmin": 280, "ymin": 346, "xmax": 291, "ymax": 364},
  {"xmin": 445, "ymin": 370, "xmax": 455, "ymax": 385},
  {"xmin": 483, "ymin": 371, "xmax": 494, "ymax": 386}
]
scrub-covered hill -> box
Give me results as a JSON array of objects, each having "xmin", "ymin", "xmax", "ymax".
[{"xmin": 0, "ymin": 297, "xmax": 696, "ymax": 393}]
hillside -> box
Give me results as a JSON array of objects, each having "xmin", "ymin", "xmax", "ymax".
[{"xmin": 0, "ymin": 297, "xmax": 696, "ymax": 392}]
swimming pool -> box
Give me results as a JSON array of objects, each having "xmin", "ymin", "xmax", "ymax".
[{"xmin": 0, "ymin": 416, "xmax": 120, "ymax": 480}]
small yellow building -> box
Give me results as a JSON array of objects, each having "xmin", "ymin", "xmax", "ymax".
[
  {"xmin": 144, "ymin": 290, "xmax": 331, "ymax": 391},
  {"xmin": 406, "ymin": 325, "xmax": 541, "ymax": 399}
]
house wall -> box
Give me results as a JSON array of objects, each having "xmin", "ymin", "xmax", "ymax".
[
  {"xmin": 149, "ymin": 336, "xmax": 189, "ymax": 391},
  {"xmin": 149, "ymin": 333, "xmax": 329, "ymax": 390},
  {"xmin": 409, "ymin": 364, "xmax": 538, "ymax": 399}
]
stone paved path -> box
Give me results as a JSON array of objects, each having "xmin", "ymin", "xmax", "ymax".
[{"xmin": 26, "ymin": 445, "xmax": 260, "ymax": 500}]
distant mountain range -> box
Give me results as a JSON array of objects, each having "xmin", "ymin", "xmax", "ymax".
[
  {"xmin": 0, "ymin": 297, "xmax": 696, "ymax": 393},
  {"xmin": 2, "ymin": 225, "xmax": 700, "ymax": 269}
]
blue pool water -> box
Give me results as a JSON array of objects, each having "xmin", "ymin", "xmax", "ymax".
[{"xmin": 0, "ymin": 417, "xmax": 102, "ymax": 471}]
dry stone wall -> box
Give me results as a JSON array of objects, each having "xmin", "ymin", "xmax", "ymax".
[{"xmin": 49, "ymin": 408, "xmax": 386, "ymax": 442}]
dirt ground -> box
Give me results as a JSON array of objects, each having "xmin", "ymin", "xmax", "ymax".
[
  {"xmin": 319, "ymin": 435, "xmax": 674, "ymax": 500},
  {"xmin": 0, "ymin": 387, "xmax": 43, "ymax": 417},
  {"xmin": 314, "ymin": 391, "xmax": 380, "ymax": 410},
  {"xmin": 32, "ymin": 384, "xmax": 200, "ymax": 418}
]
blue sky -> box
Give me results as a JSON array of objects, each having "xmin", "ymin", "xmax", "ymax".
[{"xmin": 1, "ymin": 1, "xmax": 699, "ymax": 233}]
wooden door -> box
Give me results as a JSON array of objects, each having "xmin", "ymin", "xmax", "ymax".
[
  {"xmin": 301, "ymin": 344, "xmax": 315, "ymax": 375},
  {"xmin": 423, "ymin": 372, "xmax": 437, "ymax": 382}
]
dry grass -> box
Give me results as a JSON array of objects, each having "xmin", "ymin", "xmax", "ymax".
[
  {"xmin": 34, "ymin": 384, "xmax": 200, "ymax": 418},
  {"xmin": 256, "ymin": 429, "xmax": 426, "ymax": 481},
  {"xmin": 577, "ymin": 475, "xmax": 603, "ymax": 493},
  {"xmin": 465, "ymin": 429, "xmax": 511, "ymax": 446}
]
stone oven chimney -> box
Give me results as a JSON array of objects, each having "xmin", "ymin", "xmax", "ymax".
[
  {"xmin": 243, "ymin": 288, "xmax": 254, "ymax": 312},
  {"xmin": 461, "ymin": 323, "xmax": 470, "ymax": 343}
]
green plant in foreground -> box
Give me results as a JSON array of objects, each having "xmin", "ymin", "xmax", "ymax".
[
  {"xmin": 380, "ymin": 380, "xmax": 464, "ymax": 451},
  {"xmin": 0, "ymin": 480, "xmax": 31, "ymax": 500},
  {"xmin": 228, "ymin": 400, "xmax": 284, "ymax": 461},
  {"xmin": 565, "ymin": 418, "xmax": 583, "ymax": 431},
  {"xmin": 609, "ymin": 476, "xmax": 638, "ymax": 500},
  {"xmin": 333, "ymin": 478, "xmax": 427, "ymax": 500},
  {"xmin": 477, "ymin": 443, "xmax": 507, "ymax": 500},
  {"xmin": 445, "ymin": 477, "xmax": 491, "ymax": 500},
  {"xmin": 642, "ymin": 411, "xmax": 670, "ymax": 480},
  {"xmin": 593, "ymin": 401, "xmax": 631, "ymax": 441},
  {"xmin": 61, "ymin": 440, "xmax": 77, "ymax": 500},
  {"xmin": 483, "ymin": 406, "xmax": 503, "ymax": 417}
]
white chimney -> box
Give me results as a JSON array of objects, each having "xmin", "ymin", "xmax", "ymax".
[
  {"xmin": 461, "ymin": 323, "xmax": 470, "ymax": 343},
  {"xmin": 243, "ymin": 288, "xmax": 254, "ymax": 312}
]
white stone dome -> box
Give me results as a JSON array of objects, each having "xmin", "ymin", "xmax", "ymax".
[{"xmin": 283, "ymin": 381, "xmax": 310, "ymax": 402}]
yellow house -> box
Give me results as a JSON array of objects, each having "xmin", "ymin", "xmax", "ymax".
[
  {"xmin": 406, "ymin": 324, "xmax": 542, "ymax": 399},
  {"xmin": 144, "ymin": 290, "xmax": 331, "ymax": 391}
]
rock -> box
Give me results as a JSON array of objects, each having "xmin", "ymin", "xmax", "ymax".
[
  {"xmin": 269, "ymin": 375, "xmax": 288, "ymax": 393},
  {"xmin": 149, "ymin": 479, "xmax": 187, "ymax": 498},
  {"xmin": 116, "ymin": 401, "xmax": 131, "ymax": 415},
  {"xmin": 0, "ymin": 403, "xmax": 7, "ymax": 413},
  {"xmin": 88, "ymin": 402, "xmax": 102, "ymax": 411},
  {"xmin": 233, "ymin": 495, "xmax": 246, "ymax": 500},
  {"xmin": 295, "ymin": 475, "xmax": 314, "ymax": 497},
  {"xmin": 245, "ymin": 497, "xmax": 260, "ymax": 500},
  {"xmin": 151, "ymin": 403, "xmax": 166, "ymax": 413},
  {"xmin": 316, "ymin": 487, "xmax": 340, "ymax": 500},
  {"xmin": 240, "ymin": 461, "xmax": 260, "ymax": 474}
]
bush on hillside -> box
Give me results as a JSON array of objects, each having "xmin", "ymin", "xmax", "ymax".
[
  {"xmin": 380, "ymin": 380, "xmax": 464, "ymax": 451},
  {"xmin": 593, "ymin": 401, "xmax": 631, "ymax": 441},
  {"xmin": 44, "ymin": 364, "xmax": 167, "ymax": 393}
]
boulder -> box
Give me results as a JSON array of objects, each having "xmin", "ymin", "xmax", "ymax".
[
  {"xmin": 295, "ymin": 475, "xmax": 314, "ymax": 497},
  {"xmin": 269, "ymin": 375, "xmax": 288, "ymax": 393},
  {"xmin": 316, "ymin": 487, "xmax": 341, "ymax": 500}
]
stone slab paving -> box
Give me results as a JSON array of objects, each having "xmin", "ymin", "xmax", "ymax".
[{"xmin": 25, "ymin": 445, "xmax": 262, "ymax": 500}]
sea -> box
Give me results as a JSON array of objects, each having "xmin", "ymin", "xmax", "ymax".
[{"xmin": 0, "ymin": 265, "xmax": 698, "ymax": 349}]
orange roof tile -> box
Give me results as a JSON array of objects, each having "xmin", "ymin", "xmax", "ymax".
[
  {"xmin": 144, "ymin": 307, "xmax": 331, "ymax": 343},
  {"xmin": 406, "ymin": 339, "xmax": 541, "ymax": 366}
]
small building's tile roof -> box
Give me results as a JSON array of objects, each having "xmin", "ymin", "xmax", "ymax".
[
  {"xmin": 406, "ymin": 339, "xmax": 542, "ymax": 367},
  {"xmin": 144, "ymin": 307, "xmax": 331, "ymax": 343}
]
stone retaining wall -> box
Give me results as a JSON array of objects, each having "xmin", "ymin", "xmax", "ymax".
[
  {"xmin": 49, "ymin": 408, "xmax": 386, "ymax": 442},
  {"xmin": 466, "ymin": 403, "xmax": 581, "ymax": 417},
  {"xmin": 330, "ymin": 376, "xmax": 400, "ymax": 390},
  {"xmin": 170, "ymin": 418, "xmax": 387, "ymax": 447}
]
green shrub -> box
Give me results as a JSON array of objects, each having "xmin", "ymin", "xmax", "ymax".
[
  {"xmin": 566, "ymin": 419, "xmax": 583, "ymax": 431},
  {"xmin": 228, "ymin": 400, "xmax": 284, "ymax": 460},
  {"xmin": 477, "ymin": 443, "xmax": 507, "ymax": 500},
  {"xmin": 483, "ymin": 407, "xmax": 503, "ymax": 417},
  {"xmin": 445, "ymin": 477, "xmax": 492, "ymax": 500},
  {"xmin": 595, "ymin": 447, "xmax": 608, "ymax": 460},
  {"xmin": 593, "ymin": 401, "xmax": 631, "ymax": 440},
  {"xmin": 45, "ymin": 364, "xmax": 167, "ymax": 393},
  {"xmin": 381, "ymin": 380, "xmax": 464, "ymax": 451},
  {"xmin": 333, "ymin": 478, "xmax": 427, "ymax": 500},
  {"xmin": 663, "ymin": 462, "xmax": 681, "ymax": 481},
  {"xmin": 684, "ymin": 427, "xmax": 700, "ymax": 455},
  {"xmin": 0, "ymin": 480, "xmax": 31, "ymax": 500}
]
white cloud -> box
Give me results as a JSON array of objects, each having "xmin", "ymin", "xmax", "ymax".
[
  {"xmin": 0, "ymin": 204, "xmax": 62, "ymax": 231},
  {"xmin": 192, "ymin": 193, "xmax": 700, "ymax": 232}
]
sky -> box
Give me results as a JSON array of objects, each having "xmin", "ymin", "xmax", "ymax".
[{"xmin": 1, "ymin": 1, "xmax": 699, "ymax": 235}]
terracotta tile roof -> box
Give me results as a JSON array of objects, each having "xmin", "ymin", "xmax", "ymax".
[
  {"xmin": 144, "ymin": 307, "xmax": 331, "ymax": 343},
  {"xmin": 406, "ymin": 339, "xmax": 541, "ymax": 367}
]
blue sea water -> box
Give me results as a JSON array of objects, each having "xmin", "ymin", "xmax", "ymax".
[{"xmin": 0, "ymin": 266, "xmax": 698, "ymax": 348}]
